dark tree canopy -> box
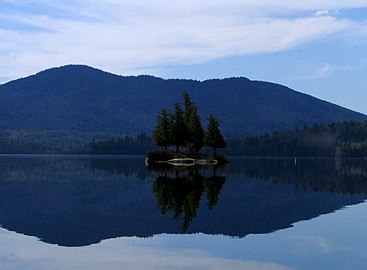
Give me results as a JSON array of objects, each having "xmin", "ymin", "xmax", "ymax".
[
  {"xmin": 152, "ymin": 108, "xmax": 172, "ymax": 150},
  {"xmin": 205, "ymin": 115, "xmax": 226, "ymax": 155},
  {"xmin": 186, "ymin": 105, "xmax": 204, "ymax": 155},
  {"xmin": 172, "ymin": 103, "xmax": 188, "ymax": 152},
  {"xmin": 152, "ymin": 92, "xmax": 225, "ymax": 156},
  {"xmin": 152, "ymin": 170, "xmax": 225, "ymax": 231},
  {"xmin": 183, "ymin": 91, "xmax": 195, "ymax": 123},
  {"xmin": 225, "ymin": 120, "xmax": 367, "ymax": 158}
]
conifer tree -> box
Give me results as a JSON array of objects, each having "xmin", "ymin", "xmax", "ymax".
[
  {"xmin": 186, "ymin": 105, "xmax": 204, "ymax": 155},
  {"xmin": 205, "ymin": 115, "xmax": 226, "ymax": 156},
  {"xmin": 152, "ymin": 91, "xmax": 225, "ymax": 157},
  {"xmin": 182, "ymin": 91, "xmax": 204, "ymax": 155},
  {"xmin": 183, "ymin": 91, "xmax": 194, "ymax": 123},
  {"xmin": 152, "ymin": 108, "xmax": 172, "ymax": 150},
  {"xmin": 172, "ymin": 103, "xmax": 187, "ymax": 152}
]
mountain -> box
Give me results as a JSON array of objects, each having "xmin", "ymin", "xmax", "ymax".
[{"xmin": 0, "ymin": 64, "xmax": 366, "ymax": 140}]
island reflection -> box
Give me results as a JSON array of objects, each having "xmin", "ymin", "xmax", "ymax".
[
  {"xmin": 153, "ymin": 168, "xmax": 225, "ymax": 231},
  {"xmin": 0, "ymin": 155, "xmax": 365, "ymax": 247}
]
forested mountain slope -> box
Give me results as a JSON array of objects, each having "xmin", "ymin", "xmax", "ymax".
[{"xmin": 0, "ymin": 65, "xmax": 365, "ymax": 138}]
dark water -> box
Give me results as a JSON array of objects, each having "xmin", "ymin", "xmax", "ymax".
[{"xmin": 0, "ymin": 155, "xmax": 366, "ymax": 269}]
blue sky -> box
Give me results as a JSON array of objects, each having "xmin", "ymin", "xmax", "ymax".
[{"xmin": 1, "ymin": 1, "xmax": 367, "ymax": 113}]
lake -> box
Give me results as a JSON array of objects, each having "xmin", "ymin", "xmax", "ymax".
[{"xmin": 0, "ymin": 155, "xmax": 366, "ymax": 269}]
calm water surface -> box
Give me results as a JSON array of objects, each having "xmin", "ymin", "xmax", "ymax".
[{"xmin": 0, "ymin": 155, "xmax": 366, "ymax": 269}]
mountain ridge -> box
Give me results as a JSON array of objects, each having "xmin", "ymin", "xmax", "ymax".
[{"xmin": 0, "ymin": 64, "xmax": 365, "ymax": 140}]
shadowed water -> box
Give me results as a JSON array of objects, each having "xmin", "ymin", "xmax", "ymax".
[{"xmin": 0, "ymin": 155, "xmax": 365, "ymax": 247}]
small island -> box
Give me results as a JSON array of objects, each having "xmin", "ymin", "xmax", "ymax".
[{"xmin": 146, "ymin": 91, "xmax": 228, "ymax": 167}]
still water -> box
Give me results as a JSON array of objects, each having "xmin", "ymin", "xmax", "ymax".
[{"xmin": 0, "ymin": 155, "xmax": 366, "ymax": 269}]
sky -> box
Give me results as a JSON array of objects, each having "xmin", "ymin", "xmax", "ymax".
[{"xmin": 0, "ymin": 1, "xmax": 367, "ymax": 113}]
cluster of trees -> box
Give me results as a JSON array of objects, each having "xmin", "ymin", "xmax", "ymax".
[
  {"xmin": 89, "ymin": 133, "xmax": 155, "ymax": 155},
  {"xmin": 227, "ymin": 120, "xmax": 367, "ymax": 158},
  {"xmin": 0, "ymin": 134, "xmax": 154, "ymax": 155},
  {"xmin": 3, "ymin": 117, "xmax": 367, "ymax": 158},
  {"xmin": 153, "ymin": 91, "xmax": 225, "ymax": 155},
  {"xmin": 0, "ymin": 138, "xmax": 56, "ymax": 154}
]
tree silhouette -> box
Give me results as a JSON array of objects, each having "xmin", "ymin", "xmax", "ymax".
[
  {"xmin": 152, "ymin": 92, "xmax": 226, "ymax": 156},
  {"xmin": 186, "ymin": 105, "xmax": 204, "ymax": 155},
  {"xmin": 172, "ymin": 103, "xmax": 188, "ymax": 153},
  {"xmin": 152, "ymin": 171, "xmax": 203, "ymax": 231},
  {"xmin": 183, "ymin": 91, "xmax": 195, "ymax": 124},
  {"xmin": 152, "ymin": 108, "xmax": 172, "ymax": 150},
  {"xmin": 152, "ymin": 169, "xmax": 226, "ymax": 231},
  {"xmin": 204, "ymin": 172, "xmax": 226, "ymax": 209},
  {"xmin": 205, "ymin": 115, "xmax": 226, "ymax": 156}
]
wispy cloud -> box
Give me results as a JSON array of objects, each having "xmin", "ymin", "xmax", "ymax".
[
  {"xmin": 294, "ymin": 63, "xmax": 351, "ymax": 80},
  {"xmin": 0, "ymin": 1, "xmax": 366, "ymax": 82},
  {"xmin": 314, "ymin": 10, "xmax": 330, "ymax": 16}
]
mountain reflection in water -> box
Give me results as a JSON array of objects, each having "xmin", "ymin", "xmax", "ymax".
[{"xmin": 0, "ymin": 155, "xmax": 365, "ymax": 247}]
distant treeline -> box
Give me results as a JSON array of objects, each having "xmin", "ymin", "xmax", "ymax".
[
  {"xmin": 0, "ymin": 129, "xmax": 121, "ymax": 154},
  {"xmin": 0, "ymin": 138, "xmax": 57, "ymax": 154},
  {"xmin": 87, "ymin": 120, "xmax": 367, "ymax": 157},
  {"xmin": 2, "ymin": 120, "xmax": 367, "ymax": 157},
  {"xmin": 88, "ymin": 133, "xmax": 155, "ymax": 155},
  {"xmin": 227, "ymin": 120, "xmax": 367, "ymax": 158}
]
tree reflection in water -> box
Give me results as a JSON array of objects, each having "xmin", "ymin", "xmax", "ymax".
[{"xmin": 152, "ymin": 169, "xmax": 225, "ymax": 231}]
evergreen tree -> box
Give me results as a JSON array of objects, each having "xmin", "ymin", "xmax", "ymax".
[
  {"xmin": 172, "ymin": 103, "xmax": 187, "ymax": 152},
  {"xmin": 182, "ymin": 91, "xmax": 204, "ymax": 155},
  {"xmin": 183, "ymin": 91, "xmax": 194, "ymax": 123},
  {"xmin": 152, "ymin": 108, "xmax": 172, "ymax": 150},
  {"xmin": 205, "ymin": 115, "xmax": 226, "ymax": 156},
  {"xmin": 151, "ymin": 91, "xmax": 226, "ymax": 157},
  {"xmin": 186, "ymin": 105, "xmax": 204, "ymax": 155}
]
